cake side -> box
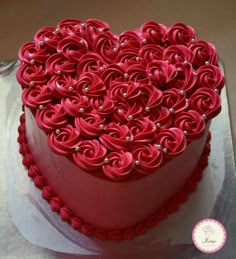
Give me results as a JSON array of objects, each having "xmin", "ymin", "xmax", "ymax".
[{"xmin": 25, "ymin": 107, "xmax": 210, "ymax": 229}]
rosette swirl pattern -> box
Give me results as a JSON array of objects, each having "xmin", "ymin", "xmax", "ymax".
[
  {"xmin": 57, "ymin": 35, "xmax": 88, "ymax": 62},
  {"xmin": 57, "ymin": 18, "xmax": 82, "ymax": 37},
  {"xmin": 17, "ymin": 18, "xmax": 224, "ymax": 181},
  {"xmin": 61, "ymin": 94, "xmax": 91, "ymax": 116},
  {"xmin": 34, "ymin": 26, "xmax": 62, "ymax": 52},
  {"xmin": 174, "ymin": 110, "xmax": 205, "ymax": 141},
  {"xmin": 48, "ymin": 74, "xmax": 77, "ymax": 98},
  {"xmin": 141, "ymin": 21, "xmax": 167, "ymax": 45},
  {"xmin": 103, "ymin": 151, "xmax": 134, "ymax": 181},
  {"xmin": 128, "ymin": 118, "xmax": 157, "ymax": 143},
  {"xmin": 77, "ymin": 53, "xmax": 107, "ymax": 75},
  {"xmin": 132, "ymin": 144, "xmax": 163, "ymax": 174},
  {"xmin": 162, "ymin": 88, "xmax": 188, "ymax": 114},
  {"xmin": 16, "ymin": 63, "xmax": 48, "ymax": 88},
  {"xmin": 139, "ymin": 44, "xmax": 164, "ymax": 65},
  {"xmin": 75, "ymin": 113, "xmax": 106, "ymax": 137},
  {"xmin": 100, "ymin": 123, "xmax": 132, "ymax": 151},
  {"xmin": 22, "ymin": 85, "xmax": 52, "ymax": 109},
  {"xmin": 36, "ymin": 104, "xmax": 68, "ymax": 132},
  {"xmin": 189, "ymin": 87, "xmax": 221, "ymax": 119},
  {"xmin": 196, "ymin": 64, "xmax": 225, "ymax": 92},
  {"xmin": 19, "ymin": 42, "xmax": 50, "ymax": 64},
  {"xmin": 77, "ymin": 72, "xmax": 106, "ymax": 97},
  {"xmin": 156, "ymin": 128, "xmax": 187, "ymax": 157},
  {"xmin": 189, "ymin": 40, "xmax": 218, "ymax": 67},
  {"xmin": 166, "ymin": 23, "xmax": 196, "ymax": 46},
  {"xmin": 73, "ymin": 140, "xmax": 107, "ymax": 171},
  {"xmin": 47, "ymin": 125, "xmax": 80, "ymax": 155},
  {"xmin": 45, "ymin": 53, "xmax": 75, "ymax": 75}
]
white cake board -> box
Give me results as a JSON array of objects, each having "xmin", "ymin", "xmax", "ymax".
[{"xmin": 1, "ymin": 63, "xmax": 235, "ymax": 257}]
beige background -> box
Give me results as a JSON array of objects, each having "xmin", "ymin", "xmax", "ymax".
[{"xmin": 0, "ymin": 0, "xmax": 235, "ymax": 158}]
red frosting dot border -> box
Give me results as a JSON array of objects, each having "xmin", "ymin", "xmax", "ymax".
[{"xmin": 17, "ymin": 112, "xmax": 211, "ymax": 241}]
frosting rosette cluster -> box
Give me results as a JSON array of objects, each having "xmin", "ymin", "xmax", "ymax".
[{"xmin": 17, "ymin": 18, "xmax": 225, "ymax": 181}]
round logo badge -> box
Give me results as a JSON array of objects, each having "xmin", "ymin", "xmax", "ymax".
[{"xmin": 192, "ymin": 218, "xmax": 227, "ymax": 253}]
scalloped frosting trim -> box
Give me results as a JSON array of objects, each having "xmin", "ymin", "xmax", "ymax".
[{"xmin": 18, "ymin": 112, "xmax": 211, "ymax": 241}]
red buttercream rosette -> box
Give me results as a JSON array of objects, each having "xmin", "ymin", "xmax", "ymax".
[
  {"xmin": 81, "ymin": 19, "xmax": 110, "ymax": 47},
  {"xmin": 57, "ymin": 35, "xmax": 88, "ymax": 62},
  {"xmin": 93, "ymin": 31, "xmax": 119, "ymax": 63},
  {"xmin": 57, "ymin": 18, "xmax": 82, "ymax": 37},
  {"xmin": 111, "ymin": 102, "xmax": 130, "ymax": 124},
  {"xmin": 61, "ymin": 94, "xmax": 91, "ymax": 117},
  {"xmin": 19, "ymin": 42, "xmax": 50, "ymax": 64},
  {"xmin": 132, "ymin": 144, "xmax": 163, "ymax": 175},
  {"xmin": 45, "ymin": 53, "xmax": 75, "ymax": 75},
  {"xmin": 77, "ymin": 53, "xmax": 108, "ymax": 75},
  {"xmin": 115, "ymin": 49, "xmax": 139, "ymax": 66},
  {"xmin": 77, "ymin": 72, "xmax": 106, "ymax": 97},
  {"xmin": 189, "ymin": 87, "xmax": 221, "ymax": 120},
  {"xmin": 148, "ymin": 106, "xmax": 173, "ymax": 129},
  {"xmin": 34, "ymin": 26, "xmax": 62, "ymax": 52},
  {"xmin": 16, "ymin": 63, "xmax": 48, "ymax": 88},
  {"xmin": 124, "ymin": 102, "xmax": 144, "ymax": 121},
  {"xmin": 168, "ymin": 62, "xmax": 197, "ymax": 95},
  {"xmin": 75, "ymin": 113, "xmax": 106, "ymax": 138},
  {"xmin": 138, "ymin": 84, "xmax": 163, "ymax": 110},
  {"xmin": 22, "ymin": 85, "xmax": 52, "ymax": 109},
  {"xmin": 73, "ymin": 139, "xmax": 107, "ymax": 172},
  {"xmin": 47, "ymin": 74, "xmax": 77, "ymax": 98},
  {"xmin": 103, "ymin": 151, "xmax": 134, "ymax": 181},
  {"xmin": 99, "ymin": 123, "xmax": 132, "ymax": 151},
  {"xmin": 119, "ymin": 30, "xmax": 141, "ymax": 49},
  {"xmin": 173, "ymin": 110, "xmax": 206, "ymax": 141},
  {"xmin": 166, "ymin": 23, "xmax": 196, "ymax": 46},
  {"xmin": 146, "ymin": 60, "xmax": 176, "ymax": 88},
  {"xmin": 100, "ymin": 64, "xmax": 126, "ymax": 87},
  {"xmin": 139, "ymin": 44, "xmax": 164, "ymax": 65},
  {"xmin": 163, "ymin": 45, "xmax": 194, "ymax": 64},
  {"xmin": 141, "ymin": 21, "xmax": 167, "ymax": 45},
  {"xmin": 128, "ymin": 117, "xmax": 157, "ymax": 143},
  {"xmin": 47, "ymin": 125, "xmax": 81, "ymax": 155},
  {"xmin": 126, "ymin": 64, "xmax": 149, "ymax": 84},
  {"xmin": 155, "ymin": 128, "xmax": 187, "ymax": 157},
  {"xmin": 91, "ymin": 96, "xmax": 115, "ymax": 117},
  {"xmin": 109, "ymin": 82, "xmax": 129, "ymax": 102},
  {"xmin": 189, "ymin": 40, "xmax": 218, "ymax": 68},
  {"xmin": 196, "ymin": 64, "xmax": 225, "ymax": 93},
  {"xmin": 35, "ymin": 104, "xmax": 68, "ymax": 132},
  {"xmin": 162, "ymin": 88, "xmax": 188, "ymax": 114}
]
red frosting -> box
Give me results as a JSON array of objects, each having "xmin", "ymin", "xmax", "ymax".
[
  {"xmin": 73, "ymin": 139, "xmax": 107, "ymax": 171},
  {"xmin": 196, "ymin": 64, "xmax": 225, "ymax": 93},
  {"xmin": 57, "ymin": 18, "xmax": 82, "ymax": 37},
  {"xmin": 174, "ymin": 110, "xmax": 205, "ymax": 141},
  {"xmin": 103, "ymin": 151, "xmax": 134, "ymax": 181},
  {"xmin": 166, "ymin": 22, "xmax": 196, "ymax": 46},
  {"xmin": 155, "ymin": 128, "xmax": 187, "ymax": 157},
  {"xmin": 17, "ymin": 18, "xmax": 224, "ymax": 183},
  {"xmin": 17, "ymin": 112, "xmax": 212, "ymax": 240},
  {"xmin": 47, "ymin": 125, "xmax": 80, "ymax": 155}
]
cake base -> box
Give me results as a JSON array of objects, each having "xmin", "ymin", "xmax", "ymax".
[{"xmin": 17, "ymin": 112, "xmax": 211, "ymax": 241}]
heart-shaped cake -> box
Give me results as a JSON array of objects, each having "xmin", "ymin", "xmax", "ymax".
[{"xmin": 17, "ymin": 18, "xmax": 224, "ymax": 240}]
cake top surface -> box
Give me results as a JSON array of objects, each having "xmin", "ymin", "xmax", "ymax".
[{"xmin": 17, "ymin": 18, "xmax": 224, "ymax": 181}]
